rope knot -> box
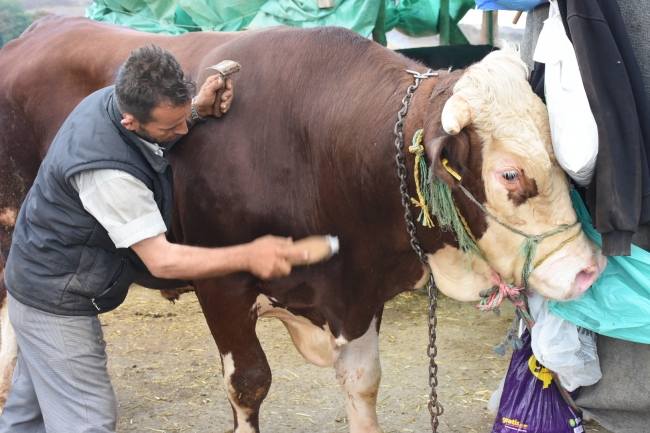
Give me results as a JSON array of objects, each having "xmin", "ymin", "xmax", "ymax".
[
  {"xmin": 409, "ymin": 143, "xmax": 425, "ymax": 156},
  {"xmin": 476, "ymin": 272, "xmax": 525, "ymax": 315}
]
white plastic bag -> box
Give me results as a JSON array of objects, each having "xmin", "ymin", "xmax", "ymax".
[
  {"xmin": 528, "ymin": 291, "xmax": 602, "ymax": 391},
  {"xmin": 533, "ymin": 0, "xmax": 598, "ymax": 187}
]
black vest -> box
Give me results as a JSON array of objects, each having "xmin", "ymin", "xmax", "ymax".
[{"xmin": 5, "ymin": 86, "xmax": 178, "ymax": 315}]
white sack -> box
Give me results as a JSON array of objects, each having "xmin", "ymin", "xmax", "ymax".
[{"xmin": 533, "ymin": 0, "xmax": 598, "ymax": 186}]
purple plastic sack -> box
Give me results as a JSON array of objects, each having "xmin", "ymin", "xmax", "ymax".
[{"xmin": 493, "ymin": 331, "xmax": 584, "ymax": 433}]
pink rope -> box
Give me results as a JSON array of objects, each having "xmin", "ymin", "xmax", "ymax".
[{"xmin": 476, "ymin": 272, "xmax": 526, "ymax": 312}]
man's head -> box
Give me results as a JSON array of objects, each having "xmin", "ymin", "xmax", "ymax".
[{"xmin": 116, "ymin": 45, "xmax": 195, "ymax": 143}]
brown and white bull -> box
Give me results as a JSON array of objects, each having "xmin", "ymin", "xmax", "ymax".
[{"xmin": 0, "ymin": 16, "xmax": 605, "ymax": 432}]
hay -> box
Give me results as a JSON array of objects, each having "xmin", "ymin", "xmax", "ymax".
[{"xmin": 95, "ymin": 286, "xmax": 608, "ymax": 433}]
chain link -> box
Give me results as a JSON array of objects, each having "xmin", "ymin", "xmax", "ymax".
[{"xmin": 393, "ymin": 70, "xmax": 444, "ymax": 431}]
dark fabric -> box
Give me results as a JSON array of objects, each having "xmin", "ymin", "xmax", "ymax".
[
  {"xmin": 529, "ymin": 62, "xmax": 545, "ymax": 104},
  {"xmin": 564, "ymin": 0, "xmax": 650, "ymax": 256},
  {"xmin": 520, "ymin": 3, "xmax": 549, "ymax": 71},
  {"xmin": 576, "ymin": 336, "xmax": 650, "ymax": 433},
  {"xmin": 4, "ymin": 86, "xmax": 177, "ymax": 316},
  {"xmin": 617, "ymin": 1, "xmax": 650, "ymax": 99}
]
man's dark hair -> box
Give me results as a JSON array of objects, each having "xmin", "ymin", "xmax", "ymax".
[{"xmin": 115, "ymin": 45, "xmax": 196, "ymax": 123}]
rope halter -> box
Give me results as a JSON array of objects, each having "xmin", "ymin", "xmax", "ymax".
[{"xmin": 452, "ymin": 177, "xmax": 581, "ymax": 290}]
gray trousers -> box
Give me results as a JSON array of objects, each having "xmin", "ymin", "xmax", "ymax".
[{"xmin": 0, "ymin": 294, "xmax": 117, "ymax": 433}]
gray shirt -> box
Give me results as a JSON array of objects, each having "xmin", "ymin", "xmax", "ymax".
[{"xmin": 70, "ymin": 140, "xmax": 168, "ymax": 249}]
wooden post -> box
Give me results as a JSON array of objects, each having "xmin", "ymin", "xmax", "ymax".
[
  {"xmin": 372, "ymin": 0, "xmax": 387, "ymax": 47},
  {"xmin": 481, "ymin": 10, "xmax": 498, "ymax": 45},
  {"xmin": 318, "ymin": 0, "xmax": 334, "ymax": 8}
]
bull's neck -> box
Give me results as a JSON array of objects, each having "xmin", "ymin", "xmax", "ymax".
[
  {"xmin": 385, "ymin": 73, "xmax": 448, "ymax": 255},
  {"xmin": 401, "ymin": 76, "xmax": 439, "ymax": 147}
]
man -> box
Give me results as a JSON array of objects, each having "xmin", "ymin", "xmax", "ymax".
[{"xmin": 0, "ymin": 45, "xmax": 307, "ymax": 433}]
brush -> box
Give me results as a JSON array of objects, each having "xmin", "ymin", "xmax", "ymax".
[
  {"xmin": 207, "ymin": 60, "xmax": 241, "ymax": 77},
  {"xmin": 290, "ymin": 235, "xmax": 340, "ymax": 266}
]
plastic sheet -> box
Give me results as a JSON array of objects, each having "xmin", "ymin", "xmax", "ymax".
[
  {"xmin": 533, "ymin": 0, "xmax": 597, "ymax": 186},
  {"xmin": 529, "ymin": 290, "xmax": 601, "ymax": 392},
  {"xmin": 86, "ymin": 0, "xmax": 475, "ymax": 37},
  {"xmin": 549, "ymin": 190, "xmax": 650, "ymax": 344}
]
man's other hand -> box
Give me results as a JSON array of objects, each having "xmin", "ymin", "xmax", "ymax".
[{"xmin": 194, "ymin": 74, "xmax": 234, "ymax": 119}]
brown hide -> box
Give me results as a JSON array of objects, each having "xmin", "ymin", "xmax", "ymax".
[{"xmin": 0, "ymin": 17, "xmax": 490, "ymax": 430}]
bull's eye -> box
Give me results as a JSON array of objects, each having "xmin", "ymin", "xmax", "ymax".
[{"xmin": 502, "ymin": 171, "xmax": 519, "ymax": 181}]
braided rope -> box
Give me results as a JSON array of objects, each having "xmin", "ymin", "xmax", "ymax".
[
  {"xmin": 534, "ymin": 230, "xmax": 581, "ymax": 269},
  {"xmin": 477, "ymin": 273, "xmax": 526, "ymax": 313},
  {"xmin": 409, "ymin": 129, "xmax": 435, "ymax": 228},
  {"xmin": 455, "ymin": 183, "xmax": 580, "ymax": 289}
]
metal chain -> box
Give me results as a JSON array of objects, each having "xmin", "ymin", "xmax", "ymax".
[{"xmin": 393, "ymin": 70, "xmax": 444, "ymax": 431}]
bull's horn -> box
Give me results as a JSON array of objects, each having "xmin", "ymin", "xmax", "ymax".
[{"xmin": 441, "ymin": 94, "xmax": 472, "ymax": 135}]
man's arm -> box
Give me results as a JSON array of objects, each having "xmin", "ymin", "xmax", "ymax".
[{"xmin": 131, "ymin": 234, "xmax": 308, "ymax": 280}]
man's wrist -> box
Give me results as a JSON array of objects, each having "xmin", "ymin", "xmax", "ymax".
[{"xmin": 190, "ymin": 96, "xmax": 208, "ymax": 122}]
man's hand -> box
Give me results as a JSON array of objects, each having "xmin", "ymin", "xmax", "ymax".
[
  {"xmin": 246, "ymin": 235, "xmax": 309, "ymax": 280},
  {"xmin": 193, "ymin": 74, "xmax": 234, "ymax": 119}
]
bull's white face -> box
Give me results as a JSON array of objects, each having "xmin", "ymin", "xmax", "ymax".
[{"xmin": 437, "ymin": 48, "xmax": 606, "ymax": 301}]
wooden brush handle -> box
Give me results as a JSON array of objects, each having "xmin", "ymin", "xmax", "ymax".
[{"xmin": 289, "ymin": 235, "xmax": 339, "ymax": 266}]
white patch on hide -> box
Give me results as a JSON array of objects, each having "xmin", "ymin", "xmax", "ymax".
[
  {"xmin": 221, "ymin": 352, "xmax": 256, "ymax": 433},
  {"xmin": 0, "ymin": 295, "xmax": 17, "ymax": 414},
  {"xmin": 428, "ymin": 248, "xmax": 493, "ymax": 302},
  {"xmin": 334, "ymin": 317, "xmax": 382, "ymax": 433},
  {"xmin": 253, "ymin": 295, "xmax": 341, "ymax": 367},
  {"xmin": 0, "ymin": 208, "xmax": 17, "ymax": 228}
]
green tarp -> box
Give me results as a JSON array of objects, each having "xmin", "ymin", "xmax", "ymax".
[{"xmin": 86, "ymin": 0, "xmax": 475, "ymax": 38}]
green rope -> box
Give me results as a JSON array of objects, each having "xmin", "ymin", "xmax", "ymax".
[
  {"xmin": 429, "ymin": 177, "xmax": 485, "ymax": 270},
  {"xmin": 409, "ymin": 130, "xmax": 435, "ymax": 228},
  {"xmin": 456, "ymin": 183, "xmax": 579, "ymax": 289}
]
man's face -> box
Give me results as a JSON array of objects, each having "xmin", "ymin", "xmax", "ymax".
[{"xmin": 132, "ymin": 102, "xmax": 190, "ymax": 144}]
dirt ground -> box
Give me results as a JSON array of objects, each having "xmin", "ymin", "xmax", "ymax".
[{"xmin": 101, "ymin": 286, "xmax": 611, "ymax": 433}]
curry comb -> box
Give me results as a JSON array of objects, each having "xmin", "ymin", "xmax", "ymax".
[{"xmin": 207, "ymin": 60, "xmax": 241, "ymax": 77}]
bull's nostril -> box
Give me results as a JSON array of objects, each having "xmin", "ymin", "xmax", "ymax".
[
  {"xmin": 573, "ymin": 269, "xmax": 598, "ymax": 293},
  {"xmin": 582, "ymin": 263, "xmax": 598, "ymax": 274}
]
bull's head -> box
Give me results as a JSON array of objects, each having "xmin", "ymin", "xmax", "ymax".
[{"xmin": 422, "ymin": 47, "xmax": 606, "ymax": 301}]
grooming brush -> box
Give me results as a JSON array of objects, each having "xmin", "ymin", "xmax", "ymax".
[
  {"xmin": 290, "ymin": 235, "xmax": 340, "ymax": 266},
  {"xmin": 207, "ymin": 60, "xmax": 241, "ymax": 77}
]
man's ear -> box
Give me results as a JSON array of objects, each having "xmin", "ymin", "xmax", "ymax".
[
  {"xmin": 428, "ymin": 130, "xmax": 471, "ymax": 188},
  {"xmin": 121, "ymin": 113, "xmax": 138, "ymax": 131}
]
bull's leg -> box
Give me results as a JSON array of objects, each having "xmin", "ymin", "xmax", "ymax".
[
  {"xmin": 0, "ymin": 272, "xmax": 17, "ymax": 413},
  {"xmin": 335, "ymin": 314, "xmax": 382, "ymax": 433},
  {"xmin": 195, "ymin": 280, "xmax": 270, "ymax": 433}
]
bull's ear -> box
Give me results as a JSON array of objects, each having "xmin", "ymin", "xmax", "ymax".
[{"xmin": 428, "ymin": 130, "xmax": 471, "ymax": 188}]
